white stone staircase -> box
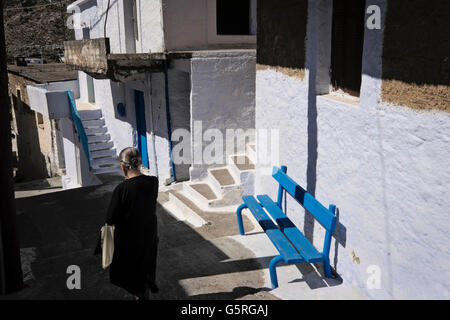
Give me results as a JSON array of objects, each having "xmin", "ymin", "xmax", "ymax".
[
  {"xmin": 78, "ymin": 109, "xmax": 122, "ymax": 175},
  {"xmin": 163, "ymin": 144, "xmax": 256, "ymax": 227}
]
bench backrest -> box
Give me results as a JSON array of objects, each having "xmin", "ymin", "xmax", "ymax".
[{"xmin": 272, "ymin": 166, "xmax": 337, "ymax": 232}]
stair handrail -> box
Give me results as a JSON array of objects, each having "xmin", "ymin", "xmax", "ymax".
[{"xmin": 66, "ymin": 90, "xmax": 91, "ymax": 170}]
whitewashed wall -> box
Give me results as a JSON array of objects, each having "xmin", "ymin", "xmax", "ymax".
[
  {"xmin": 254, "ymin": 0, "xmax": 450, "ymax": 299},
  {"xmin": 93, "ymin": 79, "xmax": 136, "ymax": 154},
  {"xmin": 189, "ymin": 51, "xmax": 256, "ymax": 179}
]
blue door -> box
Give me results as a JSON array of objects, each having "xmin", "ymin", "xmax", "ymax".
[{"xmin": 134, "ymin": 90, "xmax": 149, "ymax": 168}]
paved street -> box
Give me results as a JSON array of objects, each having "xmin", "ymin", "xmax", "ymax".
[{"xmin": 1, "ymin": 174, "xmax": 277, "ymax": 300}]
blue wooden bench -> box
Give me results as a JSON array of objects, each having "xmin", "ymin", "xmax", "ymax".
[{"xmin": 236, "ymin": 166, "xmax": 337, "ymax": 289}]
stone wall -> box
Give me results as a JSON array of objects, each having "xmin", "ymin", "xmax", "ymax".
[{"xmin": 8, "ymin": 73, "xmax": 62, "ymax": 180}]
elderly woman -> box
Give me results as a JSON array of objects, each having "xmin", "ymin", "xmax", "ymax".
[{"xmin": 102, "ymin": 147, "xmax": 159, "ymax": 300}]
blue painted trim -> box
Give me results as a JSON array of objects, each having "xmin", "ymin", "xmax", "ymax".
[
  {"xmin": 236, "ymin": 203, "xmax": 247, "ymax": 235},
  {"xmin": 164, "ymin": 60, "xmax": 176, "ymax": 182},
  {"xmin": 134, "ymin": 90, "xmax": 149, "ymax": 168},
  {"xmin": 67, "ymin": 90, "xmax": 91, "ymax": 170},
  {"xmin": 269, "ymin": 255, "xmax": 285, "ymax": 289},
  {"xmin": 242, "ymin": 196, "xmax": 303, "ymax": 263},
  {"xmin": 272, "ymin": 166, "xmax": 337, "ymax": 231},
  {"xmin": 257, "ymin": 194, "xmax": 323, "ymax": 263},
  {"xmin": 323, "ymin": 204, "xmax": 337, "ymax": 278},
  {"xmin": 276, "ymin": 165, "xmax": 287, "ymax": 209}
]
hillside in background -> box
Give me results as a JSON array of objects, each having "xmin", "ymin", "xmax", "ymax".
[{"xmin": 3, "ymin": 0, "xmax": 74, "ymax": 63}]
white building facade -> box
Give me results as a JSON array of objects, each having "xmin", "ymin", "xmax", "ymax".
[
  {"xmin": 255, "ymin": 0, "xmax": 449, "ymax": 299},
  {"xmin": 64, "ymin": 0, "xmax": 257, "ymax": 187}
]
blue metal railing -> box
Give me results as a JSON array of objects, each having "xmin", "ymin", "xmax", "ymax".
[{"xmin": 67, "ymin": 90, "xmax": 91, "ymax": 170}]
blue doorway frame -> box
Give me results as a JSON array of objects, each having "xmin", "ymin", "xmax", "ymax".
[{"xmin": 134, "ymin": 90, "xmax": 149, "ymax": 168}]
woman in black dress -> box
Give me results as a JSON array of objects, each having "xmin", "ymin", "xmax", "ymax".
[{"xmin": 104, "ymin": 147, "xmax": 159, "ymax": 300}]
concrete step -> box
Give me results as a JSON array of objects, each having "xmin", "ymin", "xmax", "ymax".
[
  {"xmin": 206, "ymin": 167, "xmax": 244, "ymax": 207},
  {"xmin": 78, "ymin": 109, "xmax": 102, "ymax": 121},
  {"xmin": 87, "ymin": 134, "xmax": 110, "ymax": 143},
  {"xmin": 231, "ymin": 155, "xmax": 255, "ymax": 171},
  {"xmin": 183, "ymin": 182, "xmax": 218, "ymax": 208},
  {"xmin": 83, "ymin": 118, "xmax": 105, "ymax": 128},
  {"xmin": 88, "ymin": 141, "xmax": 114, "ymax": 152},
  {"xmin": 228, "ymin": 154, "xmax": 255, "ymax": 196},
  {"xmin": 91, "ymin": 156, "xmax": 118, "ymax": 168},
  {"xmin": 92, "ymin": 166, "xmax": 122, "ymax": 175},
  {"xmin": 184, "ymin": 179, "xmax": 243, "ymax": 209},
  {"xmin": 167, "ymin": 191, "xmax": 207, "ymax": 228},
  {"xmin": 209, "ymin": 168, "xmax": 236, "ymax": 187},
  {"xmin": 90, "ymin": 148, "xmax": 117, "ymax": 159},
  {"xmin": 247, "ymin": 144, "xmax": 256, "ymax": 164},
  {"xmin": 85, "ymin": 127, "xmax": 107, "ymax": 135}
]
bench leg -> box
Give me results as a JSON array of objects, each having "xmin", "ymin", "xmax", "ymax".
[
  {"xmin": 269, "ymin": 255, "xmax": 284, "ymax": 289},
  {"xmin": 323, "ymin": 258, "xmax": 332, "ymax": 278},
  {"xmin": 236, "ymin": 203, "xmax": 247, "ymax": 235}
]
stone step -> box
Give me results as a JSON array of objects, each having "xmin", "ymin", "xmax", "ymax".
[
  {"xmin": 78, "ymin": 109, "xmax": 102, "ymax": 121},
  {"xmin": 85, "ymin": 127, "xmax": 107, "ymax": 135},
  {"xmin": 87, "ymin": 134, "xmax": 110, "ymax": 143},
  {"xmin": 83, "ymin": 118, "xmax": 105, "ymax": 128},
  {"xmin": 88, "ymin": 141, "xmax": 114, "ymax": 152},
  {"xmin": 167, "ymin": 191, "xmax": 207, "ymax": 228},
  {"xmin": 90, "ymin": 148, "xmax": 117, "ymax": 159}
]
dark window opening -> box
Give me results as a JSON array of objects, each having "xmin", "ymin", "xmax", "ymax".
[
  {"xmin": 330, "ymin": 0, "xmax": 365, "ymax": 97},
  {"xmin": 82, "ymin": 27, "xmax": 90, "ymax": 40},
  {"xmin": 217, "ymin": 0, "xmax": 250, "ymax": 35},
  {"xmin": 37, "ymin": 112, "xmax": 44, "ymax": 128}
]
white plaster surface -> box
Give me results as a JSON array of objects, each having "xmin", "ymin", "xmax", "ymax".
[
  {"xmin": 189, "ymin": 51, "xmax": 256, "ymax": 179},
  {"xmin": 254, "ymin": 0, "xmax": 449, "ymax": 299},
  {"xmin": 26, "ymin": 80, "xmax": 80, "ymax": 119},
  {"xmin": 93, "ymin": 78, "xmax": 135, "ymax": 155},
  {"xmin": 255, "ymin": 66, "xmax": 450, "ymax": 300}
]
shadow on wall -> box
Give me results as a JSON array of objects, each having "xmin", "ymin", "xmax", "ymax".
[{"xmin": 12, "ymin": 93, "xmax": 49, "ymax": 182}]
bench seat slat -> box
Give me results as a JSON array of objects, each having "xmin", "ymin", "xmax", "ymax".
[
  {"xmin": 257, "ymin": 195, "xmax": 323, "ymax": 263},
  {"xmin": 242, "ymin": 196, "xmax": 303, "ymax": 264}
]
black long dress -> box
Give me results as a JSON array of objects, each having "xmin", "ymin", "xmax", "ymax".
[{"xmin": 104, "ymin": 175, "xmax": 159, "ymax": 296}]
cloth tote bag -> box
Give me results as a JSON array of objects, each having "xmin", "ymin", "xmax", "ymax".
[{"xmin": 101, "ymin": 224, "xmax": 115, "ymax": 269}]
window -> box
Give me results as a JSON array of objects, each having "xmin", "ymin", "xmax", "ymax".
[
  {"xmin": 87, "ymin": 75, "xmax": 95, "ymax": 103},
  {"xmin": 37, "ymin": 112, "xmax": 44, "ymax": 128},
  {"xmin": 216, "ymin": 0, "xmax": 251, "ymax": 35},
  {"xmin": 82, "ymin": 27, "xmax": 90, "ymax": 40},
  {"xmin": 330, "ymin": 0, "xmax": 365, "ymax": 97}
]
